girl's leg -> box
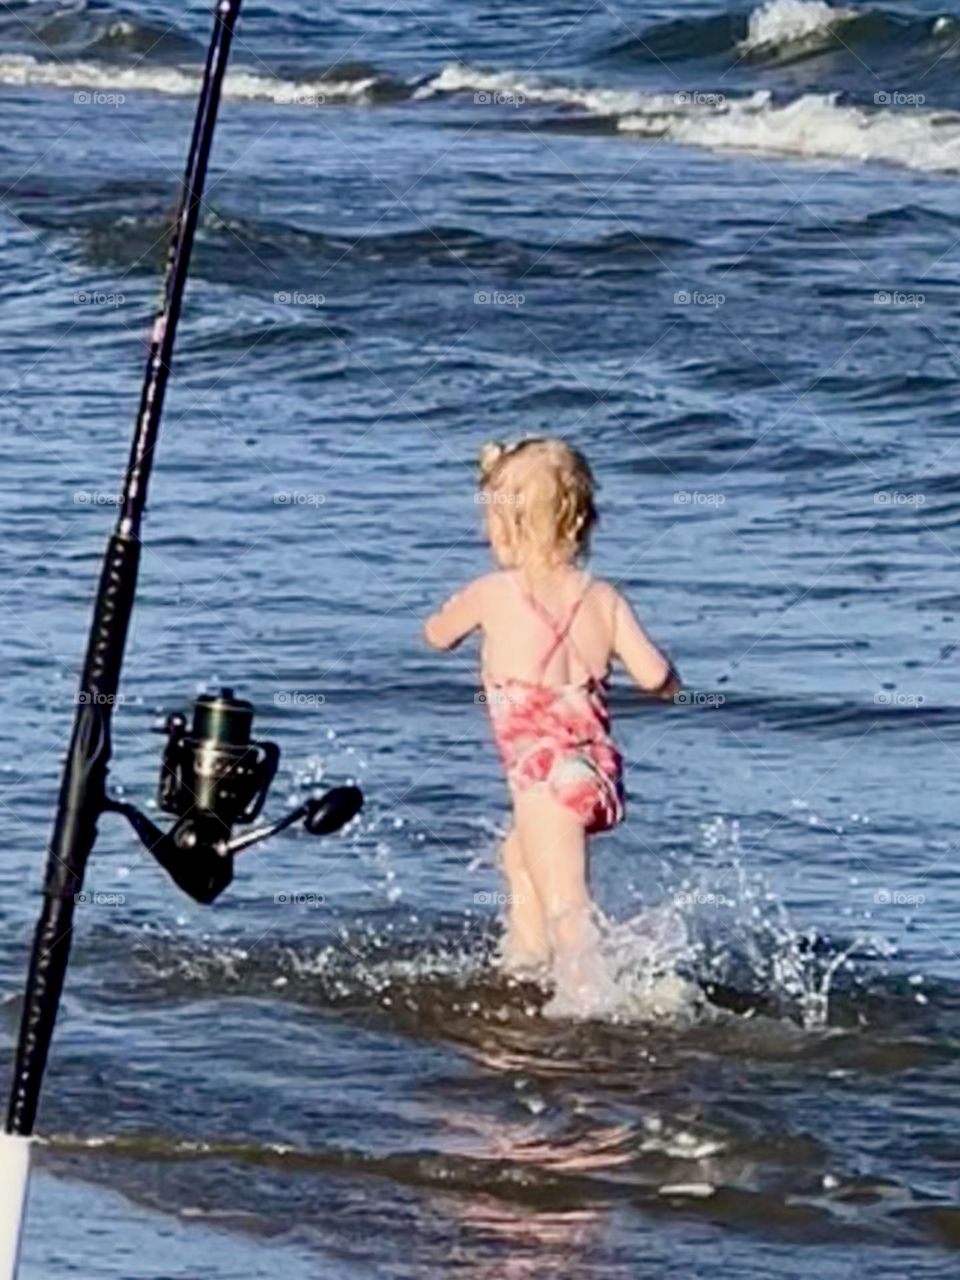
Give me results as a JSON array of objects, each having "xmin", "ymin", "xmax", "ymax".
[
  {"xmin": 498, "ymin": 826, "xmax": 550, "ymax": 973},
  {"xmin": 513, "ymin": 789, "xmax": 608, "ymax": 1006}
]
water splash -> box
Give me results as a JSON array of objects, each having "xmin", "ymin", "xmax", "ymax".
[
  {"xmin": 125, "ymin": 811, "xmax": 895, "ymax": 1033},
  {"xmin": 539, "ymin": 904, "xmax": 705, "ymax": 1024},
  {"xmin": 661, "ymin": 815, "xmax": 895, "ymax": 1029},
  {"xmin": 530, "ymin": 813, "xmax": 896, "ymax": 1028}
]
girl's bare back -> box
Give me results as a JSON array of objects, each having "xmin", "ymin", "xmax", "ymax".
[{"xmin": 430, "ymin": 565, "xmax": 673, "ymax": 695}]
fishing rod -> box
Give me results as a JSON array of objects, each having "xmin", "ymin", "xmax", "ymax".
[{"xmin": 0, "ymin": 3, "xmax": 361, "ymax": 1273}]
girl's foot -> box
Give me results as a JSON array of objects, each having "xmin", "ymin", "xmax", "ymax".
[{"xmin": 497, "ymin": 937, "xmax": 551, "ymax": 984}]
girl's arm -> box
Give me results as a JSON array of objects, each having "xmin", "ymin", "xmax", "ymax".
[
  {"xmin": 423, "ymin": 577, "xmax": 486, "ymax": 651},
  {"xmin": 612, "ymin": 591, "xmax": 680, "ymax": 700}
]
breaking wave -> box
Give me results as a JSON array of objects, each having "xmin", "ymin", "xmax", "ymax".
[{"xmin": 420, "ymin": 64, "xmax": 960, "ymax": 174}]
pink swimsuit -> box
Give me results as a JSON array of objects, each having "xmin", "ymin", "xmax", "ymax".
[{"xmin": 482, "ymin": 573, "xmax": 624, "ymax": 834}]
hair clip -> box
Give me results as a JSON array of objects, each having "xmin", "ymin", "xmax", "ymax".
[{"xmin": 478, "ymin": 441, "xmax": 506, "ymax": 476}]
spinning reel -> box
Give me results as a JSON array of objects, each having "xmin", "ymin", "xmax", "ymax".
[{"xmin": 106, "ymin": 688, "xmax": 362, "ymax": 903}]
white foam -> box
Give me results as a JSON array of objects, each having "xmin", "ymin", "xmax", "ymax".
[
  {"xmin": 416, "ymin": 62, "xmax": 672, "ymax": 119},
  {"xmin": 658, "ymin": 1182, "xmax": 716, "ymax": 1197},
  {"xmin": 0, "ymin": 53, "xmax": 379, "ymax": 103},
  {"xmin": 622, "ymin": 91, "xmax": 960, "ymax": 173},
  {"xmin": 5, "ymin": 49, "xmax": 959, "ymax": 175},
  {"xmin": 739, "ymin": 0, "xmax": 858, "ymax": 55},
  {"xmin": 420, "ymin": 64, "xmax": 960, "ymax": 175}
]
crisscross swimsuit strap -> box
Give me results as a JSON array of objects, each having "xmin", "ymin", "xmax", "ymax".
[{"xmin": 511, "ymin": 571, "xmax": 595, "ymax": 684}]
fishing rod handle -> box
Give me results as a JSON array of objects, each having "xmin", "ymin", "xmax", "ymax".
[{"xmin": 0, "ymin": 1131, "xmax": 30, "ymax": 1275}]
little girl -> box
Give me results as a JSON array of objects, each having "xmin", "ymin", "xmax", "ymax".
[{"xmin": 424, "ymin": 438, "xmax": 679, "ymax": 1006}]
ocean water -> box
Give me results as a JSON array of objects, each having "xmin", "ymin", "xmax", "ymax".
[{"xmin": 2, "ymin": 0, "xmax": 960, "ymax": 1274}]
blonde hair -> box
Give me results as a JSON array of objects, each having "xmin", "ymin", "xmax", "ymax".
[{"xmin": 477, "ymin": 437, "xmax": 597, "ymax": 565}]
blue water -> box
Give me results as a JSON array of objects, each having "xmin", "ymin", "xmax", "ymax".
[{"xmin": 2, "ymin": 0, "xmax": 960, "ymax": 1274}]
